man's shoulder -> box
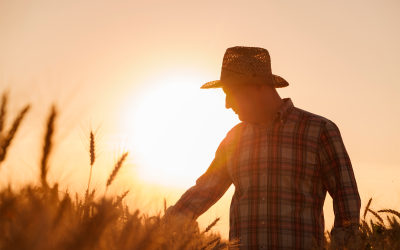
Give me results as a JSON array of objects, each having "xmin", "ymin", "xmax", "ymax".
[
  {"xmin": 291, "ymin": 107, "xmax": 338, "ymax": 130},
  {"xmin": 225, "ymin": 122, "xmax": 246, "ymax": 138},
  {"xmin": 220, "ymin": 122, "xmax": 247, "ymax": 149}
]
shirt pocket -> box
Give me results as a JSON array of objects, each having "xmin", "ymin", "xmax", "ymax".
[
  {"xmin": 280, "ymin": 143, "xmax": 318, "ymax": 194},
  {"xmin": 226, "ymin": 148, "xmax": 252, "ymax": 199}
]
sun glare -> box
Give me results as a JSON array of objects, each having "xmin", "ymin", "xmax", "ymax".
[{"xmin": 122, "ymin": 72, "xmax": 239, "ymax": 187}]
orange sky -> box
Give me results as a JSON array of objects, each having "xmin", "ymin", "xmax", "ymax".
[{"xmin": 1, "ymin": 0, "xmax": 399, "ymax": 237}]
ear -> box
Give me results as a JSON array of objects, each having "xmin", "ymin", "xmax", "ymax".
[
  {"xmin": 256, "ymin": 84, "xmax": 265, "ymax": 90},
  {"xmin": 258, "ymin": 83, "xmax": 275, "ymax": 91}
]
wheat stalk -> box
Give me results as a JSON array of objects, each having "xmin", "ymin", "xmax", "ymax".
[
  {"xmin": 41, "ymin": 106, "xmax": 56, "ymax": 189},
  {"xmin": 52, "ymin": 193, "xmax": 71, "ymax": 229},
  {"xmin": 0, "ymin": 104, "xmax": 30, "ymax": 163},
  {"xmin": 201, "ymin": 237, "xmax": 221, "ymax": 250},
  {"xmin": 368, "ymin": 208, "xmax": 385, "ymax": 225},
  {"xmin": 378, "ymin": 209, "xmax": 400, "ymax": 219},
  {"xmin": 87, "ymin": 130, "xmax": 96, "ymax": 191},
  {"xmin": 369, "ymin": 219, "xmax": 375, "ymax": 233},
  {"xmin": 84, "ymin": 188, "xmax": 96, "ymax": 203},
  {"xmin": 361, "ymin": 220, "xmax": 372, "ymax": 236},
  {"xmin": 212, "ymin": 242, "xmax": 228, "ymax": 250},
  {"xmin": 75, "ymin": 192, "xmax": 79, "ymax": 209},
  {"xmin": 89, "ymin": 188, "xmax": 96, "ymax": 201},
  {"xmin": 0, "ymin": 92, "xmax": 6, "ymax": 166},
  {"xmin": 89, "ymin": 131, "xmax": 95, "ymax": 166},
  {"xmin": 363, "ymin": 198, "xmax": 372, "ymax": 219},
  {"xmin": 386, "ymin": 215, "xmax": 395, "ymax": 227},
  {"xmin": 173, "ymin": 226, "xmax": 197, "ymax": 250},
  {"xmin": 0, "ymin": 92, "xmax": 7, "ymax": 134},
  {"xmin": 202, "ymin": 217, "xmax": 220, "ymax": 235},
  {"xmin": 84, "ymin": 188, "xmax": 89, "ymax": 202},
  {"xmin": 106, "ymin": 152, "xmax": 128, "ymax": 190},
  {"xmin": 114, "ymin": 190, "xmax": 130, "ymax": 207}
]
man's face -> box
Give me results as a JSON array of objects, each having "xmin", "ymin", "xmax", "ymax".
[{"xmin": 222, "ymin": 84, "xmax": 260, "ymax": 122}]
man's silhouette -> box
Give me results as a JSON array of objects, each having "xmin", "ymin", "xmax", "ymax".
[{"xmin": 166, "ymin": 46, "xmax": 361, "ymax": 249}]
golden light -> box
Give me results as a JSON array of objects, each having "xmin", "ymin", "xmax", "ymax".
[{"xmin": 121, "ymin": 70, "xmax": 239, "ymax": 187}]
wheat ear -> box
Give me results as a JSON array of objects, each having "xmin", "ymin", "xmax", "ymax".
[
  {"xmin": 201, "ymin": 237, "xmax": 221, "ymax": 250},
  {"xmin": 386, "ymin": 215, "xmax": 395, "ymax": 227},
  {"xmin": 202, "ymin": 217, "xmax": 220, "ymax": 235},
  {"xmin": 87, "ymin": 130, "xmax": 96, "ymax": 191},
  {"xmin": 363, "ymin": 198, "xmax": 372, "ymax": 219},
  {"xmin": 106, "ymin": 152, "xmax": 128, "ymax": 190},
  {"xmin": 0, "ymin": 92, "xmax": 7, "ymax": 134},
  {"xmin": 0, "ymin": 105, "xmax": 30, "ymax": 163},
  {"xmin": 378, "ymin": 209, "xmax": 400, "ymax": 219},
  {"xmin": 114, "ymin": 190, "xmax": 130, "ymax": 207},
  {"xmin": 368, "ymin": 208, "xmax": 384, "ymax": 225},
  {"xmin": 212, "ymin": 242, "xmax": 228, "ymax": 250},
  {"xmin": 361, "ymin": 220, "xmax": 372, "ymax": 235},
  {"xmin": 41, "ymin": 106, "xmax": 56, "ymax": 189}
]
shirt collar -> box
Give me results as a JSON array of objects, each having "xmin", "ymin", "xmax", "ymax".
[
  {"xmin": 275, "ymin": 98, "xmax": 294, "ymax": 122},
  {"xmin": 250, "ymin": 98, "xmax": 294, "ymax": 128}
]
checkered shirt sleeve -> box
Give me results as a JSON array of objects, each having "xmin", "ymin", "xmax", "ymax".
[
  {"xmin": 318, "ymin": 121, "xmax": 361, "ymax": 231},
  {"xmin": 169, "ymin": 140, "xmax": 232, "ymax": 220}
]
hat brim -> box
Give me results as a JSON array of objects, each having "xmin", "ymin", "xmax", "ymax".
[{"xmin": 200, "ymin": 74, "xmax": 289, "ymax": 89}]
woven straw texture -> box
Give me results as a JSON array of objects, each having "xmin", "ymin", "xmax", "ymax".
[{"xmin": 201, "ymin": 46, "xmax": 289, "ymax": 89}]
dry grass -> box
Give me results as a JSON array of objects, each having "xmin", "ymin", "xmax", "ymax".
[
  {"xmin": 317, "ymin": 202, "xmax": 400, "ymax": 250},
  {"xmin": 0, "ymin": 185, "xmax": 234, "ymax": 250},
  {"xmin": 0, "ymin": 92, "xmax": 399, "ymax": 250}
]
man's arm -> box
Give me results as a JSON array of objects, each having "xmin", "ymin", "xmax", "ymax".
[
  {"xmin": 318, "ymin": 120, "xmax": 361, "ymax": 239},
  {"xmin": 167, "ymin": 139, "xmax": 232, "ymax": 220}
]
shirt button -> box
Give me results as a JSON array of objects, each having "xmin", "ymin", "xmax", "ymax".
[
  {"xmin": 262, "ymin": 246, "xmax": 266, "ymax": 249},
  {"xmin": 263, "ymin": 150, "xmax": 266, "ymax": 154},
  {"xmin": 262, "ymin": 173, "xmax": 266, "ymax": 177},
  {"xmin": 262, "ymin": 221, "xmax": 265, "ymax": 224},
  {"xmin": 262, "ymin": 197, "xmax": 265, "ymax": 201}
]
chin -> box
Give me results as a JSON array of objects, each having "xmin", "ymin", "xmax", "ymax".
[
  {"xmin": 237, "ymin": 114, "xmax": 246, "ymax": 122},
  {"xmin": 233, "ymin": 111, "xmax": 247, "ymax": 122}
]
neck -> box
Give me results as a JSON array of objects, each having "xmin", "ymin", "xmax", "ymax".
[{"xmin": 254, "ymin": 91, "xmax": 285, "ymax": 123}]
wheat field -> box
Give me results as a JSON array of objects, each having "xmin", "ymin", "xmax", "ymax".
[{"xmin": 0, "ymin": 92, "xmax": 399, "ymax": 250}]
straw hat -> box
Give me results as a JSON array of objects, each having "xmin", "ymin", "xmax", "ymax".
[{"xmin": 201, "ymin": 46, "xmax": 289, "ymax": 89}]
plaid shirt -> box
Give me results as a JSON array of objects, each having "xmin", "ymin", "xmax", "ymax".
[{"xmin": 170, "ymin": 98, "xmax": 361, "ymax": 249}]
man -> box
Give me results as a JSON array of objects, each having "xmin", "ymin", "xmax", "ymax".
[{"xmin": 166, "ymin": 46, "xmax": 361, "ymax": 249}]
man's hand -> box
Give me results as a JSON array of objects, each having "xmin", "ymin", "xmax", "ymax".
[
  {"xmin": 162, "ymin": 206, "xmax": 199, "ymax": 231},
  {"xmin": 330, "ymin": 226, "xmax": 360, "ymax": 246}
]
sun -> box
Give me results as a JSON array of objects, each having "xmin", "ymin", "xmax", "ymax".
[{"xmin": 122, "ymin": 71, "xmax": 239, "ymax": 187}]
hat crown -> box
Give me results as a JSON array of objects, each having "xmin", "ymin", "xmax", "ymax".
[
  {"xmin": 223, "ymin": 46, "xmax": 271, "ymax": 64},
  {"xmin": 221, "ymin": 46, "xmax": 272, "ymax": 79}
]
